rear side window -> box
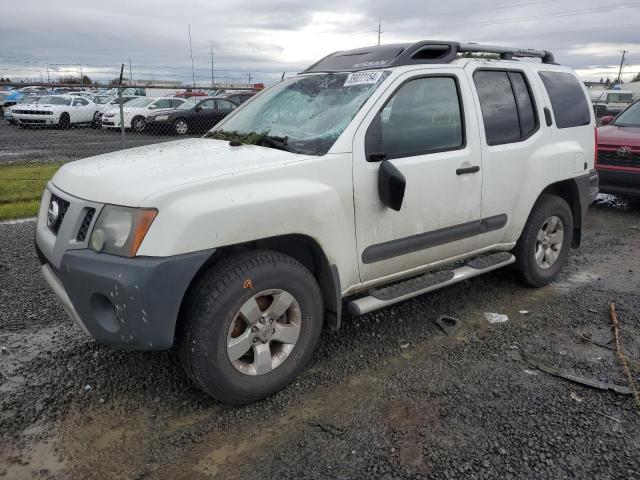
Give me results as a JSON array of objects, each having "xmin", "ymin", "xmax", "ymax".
[
  {"xmin": 539, "ymin": 71, "xmax": 591, "ymax": 128},
  {"xmin": 474, "ymin": 70, "xmax": 538, "ymax": 145}
]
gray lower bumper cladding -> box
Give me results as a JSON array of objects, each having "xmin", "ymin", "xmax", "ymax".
[{"xmin": 51, "ymin": 249, "xmax": 213, "ymax": 350}]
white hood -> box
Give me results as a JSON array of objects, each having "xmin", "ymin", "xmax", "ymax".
[{"xmin": 51, "ymin": 138, "xmax": 312, "ymax": 206}]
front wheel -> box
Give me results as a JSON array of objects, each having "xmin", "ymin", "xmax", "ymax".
[
  {"xmin": 173, "ymin": 118, "xmax": 188, "ymax": 135},
  {"xmin": 178, "ymin": 251, "xmax": 323, "ymax": 405},
  {"xmin": 58, "ymin": 113, "xmax": 71, "ymax": 130},
  {"xmin": 514, "ymin": 194, "xmax": 573, "ymax": 287}
]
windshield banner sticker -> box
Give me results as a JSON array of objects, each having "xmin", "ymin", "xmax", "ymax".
[{"xmin": 344, "ymin": 71, "xmax": 383, "ymax": 87}]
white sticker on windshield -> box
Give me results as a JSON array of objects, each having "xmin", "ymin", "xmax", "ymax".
[{"xmin": 343, "ymin": 71, "xmax": 383, "ymax": 87}]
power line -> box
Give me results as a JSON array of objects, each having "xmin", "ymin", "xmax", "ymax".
[{"xmin": 396, "ymin": 2, "xmax": 640, "ymax": 32}]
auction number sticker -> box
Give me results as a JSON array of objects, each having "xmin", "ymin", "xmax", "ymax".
[{"xmin": 344, "ymin": 71, "xmax": 383, "ymax": 87}]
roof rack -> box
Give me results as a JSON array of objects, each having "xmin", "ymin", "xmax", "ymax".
[{"xmin": 302, "ymin": 41, "xmax": 557, "ymax": 73}]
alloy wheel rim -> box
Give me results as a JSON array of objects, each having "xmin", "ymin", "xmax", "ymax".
[
  {"xmin": 176, "ymin": 121, "xmax": 188, "ymax": 134},
  {"xmin": 226, "ymin": 289, "xmax": 301, "ymax": 376},
  {"xmin": 535, "ymin": 215, "xmax": 564, "ymax": 269}
]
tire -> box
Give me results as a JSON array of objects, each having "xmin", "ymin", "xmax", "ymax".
[
  {"xmin": 92, "ymin": 111, "xmax": 101, "ymax": 129},
  {"xmin": 173, "ymin": 118, "xmax": 189, "ymax": 135},
  {"xmin": 58, "ymin": 113, "xmax": 70, "ymax": 130},
  {"xmin": 178, "ymin": 251, "xmax": 323, "ymax": 405},
  {"xmin": 131, "ymin": 115, "xmax": 146, "ymax": 133},
  {"xmin": 514, "ymin": 194, "xmax": 573, "ymax": 287}
]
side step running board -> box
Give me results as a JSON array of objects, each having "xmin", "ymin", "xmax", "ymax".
[{"xmin": 347, "ymin": 252, "xmax": 515, "ymax": 316}]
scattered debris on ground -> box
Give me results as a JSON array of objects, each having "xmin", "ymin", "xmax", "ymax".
[
  {"xmin": 435, "ymin": 315, "xmax": 462, "ymax": 336},
  {"xmin": 522, "ymin": 352, "xmax": 633, "ymax": 395}
]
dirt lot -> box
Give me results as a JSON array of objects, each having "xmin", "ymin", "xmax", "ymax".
[
  {"xmin": 0, "ymin": 121, "xmax": 198, "ymax": 165},
  {"xmin": 1, "ymin": 197, "xmax": 639, "ymax": 479}
]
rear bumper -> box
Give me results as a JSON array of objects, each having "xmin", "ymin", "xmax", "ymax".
[
  {"xmin": 597, "ymin": 168, "xmax": 640, "ymax": 197},
  {"xmin": 37, "ymin": 244, "xmax": 213, "ymax": 350}
]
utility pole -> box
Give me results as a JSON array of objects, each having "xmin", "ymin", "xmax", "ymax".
[
  {"xmin": 210, "ymin": 46, "xmax": 215, "ymax": 89},
  {"xmin": 129, "ymin": 57, "xmax": 133, "ymax": 84},
  {"xmin": 188, "ymin": 24, "xmax": 196, "ymax": 88},
  {"xmin": 247, "ymin": 73, "xmax": 252, "ymax": 85},
  {"xmin": 377, "ymin": 19, "xmax": 382, "ymax": 46},
  {"xmin": 616, "ymin": 50, "xmax": 627, "ymax": 85},
  {"xmin": 80, "ymin": 64, "xmax": 83, "ymax": 85},
  {"xmin": 46, "ymin": 64, "xmax": 50, "ymax": 83}
]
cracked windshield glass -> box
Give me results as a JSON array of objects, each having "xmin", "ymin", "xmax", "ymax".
[{"xmin": 208, "ymin": 71, "xmax": 389, "ymax": 155}]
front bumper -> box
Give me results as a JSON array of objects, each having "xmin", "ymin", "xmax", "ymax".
[
  {"xmin": 37, "ymin": 245, "xmax": 213, "ymax": 350},
  {"xmin": 14, "ymin": 113, "xmax": 58, "ymax": 125},
  {"xmin": 35, "ymin": 183, "xmax": 213, "ymax": 350},
  {"xmin": 145, "ymin": 117, "xmax": 174, "ymax": 130},
  {"xmin": 598, "ymin": 168, "xmax": 640, "ymax": 197}
]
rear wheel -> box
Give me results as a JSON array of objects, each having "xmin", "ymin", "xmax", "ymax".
[
  {"xmin": 514, "ymin": 194, "xmax": 573, "ymax": 287},
  {"xmin": 178, "ymin": 251, "xmax": 323, "ymax": 405},
  {"xmin": 58, "ymin": 113, "xmax": 70, "ymax": 130},
  {"xmin": 174, "ymin": 118, "xmax": 188, "ymax": 135}
]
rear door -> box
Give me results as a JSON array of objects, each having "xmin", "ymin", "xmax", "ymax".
[
  {"xmin": 467, "ymin": 65, "xmax": 555, "ymax": 250},
  {"xmin": 352, "ymin": 69, "xmax": 484, "ymax": 282}
]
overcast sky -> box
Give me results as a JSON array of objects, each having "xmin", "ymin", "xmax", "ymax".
[{"xmin": 1, "ymin": 0, "xmax": 639, "ymax": 85}]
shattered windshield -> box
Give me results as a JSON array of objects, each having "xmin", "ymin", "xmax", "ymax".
[{"xmin": 207, "ymin": 71, "xmax": 389, "ymax": 155}]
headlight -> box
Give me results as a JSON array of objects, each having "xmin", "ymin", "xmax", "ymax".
[
  {"xmin": 154, "ymin": 115, "xmax": 169, "ymax": 121},
  {"xmin": 89, "ymin": 205, "xmax": 157, "ymax": 257}
]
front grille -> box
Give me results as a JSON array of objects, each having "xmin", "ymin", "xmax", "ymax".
[
  {"xmin": 598, "ymin": 149, "xmax": 640, "ymax": 168},
  {"xmin": 13, "ymin": 110, "xmax": 53, "ymax": 115},
  {"xmin": 47, "ymin": 194, "xmax": 70, "ymax": 235},
  {"xmin": 76, "ymin": 208, "xmax": 95, "ymax": 241}
]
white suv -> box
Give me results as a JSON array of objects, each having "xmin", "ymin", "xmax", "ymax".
[{"xmin": 35, "ymin": 41, "xmax": 598, "ymax": 404}]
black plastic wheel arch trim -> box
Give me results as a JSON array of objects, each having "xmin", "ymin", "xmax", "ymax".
[{"xmin": 361, "ymin": 214, "xmax": 508, "ymax": 264}]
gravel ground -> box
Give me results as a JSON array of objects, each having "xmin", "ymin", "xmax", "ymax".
[
  {"xmin": 0, "ymin": 197, "xmax": 639, "ymax": 479},
  {"xmin": 0, "ymin": 121, "xmax": 199, "ymax": 165}
]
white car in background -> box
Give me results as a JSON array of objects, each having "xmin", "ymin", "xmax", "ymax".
[
  {"xmin": 101, "ymin": 97, "xmax": 185, "ymax": 132},
  {"xmin": 11, "ymin": 95, "xmax": 98, "ymax": 128},
  {"xmin": 93, "ymin": 95, "xmax": 140, "ymax": 126}
]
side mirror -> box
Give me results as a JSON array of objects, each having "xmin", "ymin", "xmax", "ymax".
[
  {"xmin": 378, "ymin": 160, "xmax": 406, "ymax": 211},
  {"xmin": 149, "ymin": 104, "xmax": 157, "ymax": 109},
  {"xmin": 600, "ymin": 115, "xmax": 614, "ymax": 125},
  {"xmin": 195, "ymin": 106, "xmax": 203, "ymax": 112}
]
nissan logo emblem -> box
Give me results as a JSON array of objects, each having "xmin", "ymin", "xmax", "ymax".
[
  {"xmin": 47, "ymin": 199, "xmax": 60, "ymax": 228},
  {"xmin": 617, "ymin": 146, "xmax": 632, "ymax": 158}
]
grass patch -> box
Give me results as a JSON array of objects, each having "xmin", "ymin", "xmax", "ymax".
[{"xmin": 0, "ymin": 162, "xmax": 64, "ymax": 220}]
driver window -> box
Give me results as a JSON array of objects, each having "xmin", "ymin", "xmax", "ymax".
[
  {"xmin": 372, "ymin": 76, "xmax": 464, "ymax": 160},
  {"xmin": 200, "ymin": 99, "xmax": 215, "ymax": 109}
]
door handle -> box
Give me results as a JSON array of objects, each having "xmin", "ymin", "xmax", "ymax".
[{"xmin": 456, "ymin": 165, "xmax": 480, "ymax": 175}]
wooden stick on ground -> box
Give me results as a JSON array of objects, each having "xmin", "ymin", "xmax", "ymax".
[{"xmin": 609, "ymin": 302, "xmax": 640, "ymax": 409}]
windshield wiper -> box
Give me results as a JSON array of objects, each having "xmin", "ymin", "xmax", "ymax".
[
  {"xmin": 262, "ymin": 135, "xmax": 289, "ymax": 150},
  {"xmin": 206, "ymin": 130, "xmax": 295, "ymax": 153}
]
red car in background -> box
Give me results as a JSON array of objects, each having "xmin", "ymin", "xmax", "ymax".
[{"xmin": 597, "ymin": 100, "xmax": 640, "ymax": 196}]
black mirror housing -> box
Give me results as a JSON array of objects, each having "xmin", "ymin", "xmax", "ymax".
[{"xmin": 378, "ymin": 160, "xmax": 406, "ymax": 211}]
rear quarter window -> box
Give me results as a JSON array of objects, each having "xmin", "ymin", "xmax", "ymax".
[{"xmin": 538, "ymin": 71, "xmax": 591, "ymax": 129}]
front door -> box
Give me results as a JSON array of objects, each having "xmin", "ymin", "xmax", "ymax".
[{"xmin": 352, "ymin": 71, "xmax": 484, "ymax": 283}]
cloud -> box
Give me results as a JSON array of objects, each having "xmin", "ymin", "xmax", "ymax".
[{"xmin": 1, "ymin": 0, "xmax": 639, "ymax": 84}]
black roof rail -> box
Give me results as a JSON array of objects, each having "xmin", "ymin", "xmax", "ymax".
[{"xmin": 302, "ymin": 41, "xmax": 557, "ymax": 73}]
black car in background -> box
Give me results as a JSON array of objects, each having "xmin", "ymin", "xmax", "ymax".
[
  {"xmin": 223, "ymin": 91, "xmax": 257, "ymax": 106},
  {"xmin": 145, "ymin": 97, "xmax": 236, "ymax": 135}
]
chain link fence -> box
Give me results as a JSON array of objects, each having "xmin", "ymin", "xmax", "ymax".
[{"xmin": 0, "ymin": 83, "xmax": 259, "ymax": 166}]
